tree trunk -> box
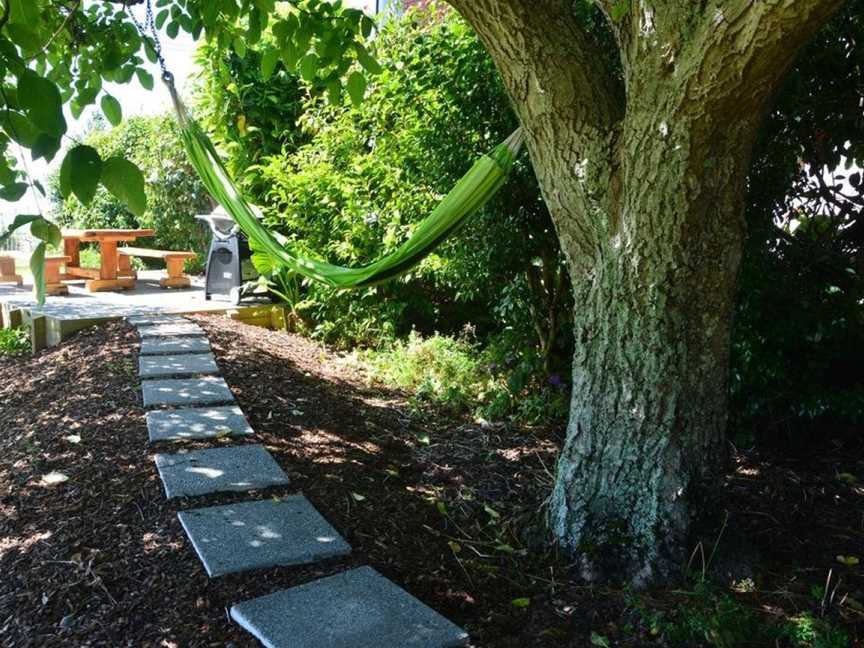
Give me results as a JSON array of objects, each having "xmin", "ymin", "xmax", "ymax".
[{"xmin": 449, "ymin": 0, "xmax": 846, "ymax": 584}]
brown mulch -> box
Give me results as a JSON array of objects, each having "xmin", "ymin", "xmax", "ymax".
[{"xmin": 0, "ymin": 317, "xmax": 861, "ymax": 647}]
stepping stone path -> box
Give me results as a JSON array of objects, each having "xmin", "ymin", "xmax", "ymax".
[
  {"xmin": 139, "ymin": 352, "xmax": 219, "ymax": 379},
  {"xmin": 146, "ymin": 405, "xmax": 253, "ymax": 443},
  {"xmin": 142, "ymin": 376, "xmax": 235, "ymax": 408},
  {"xmin": 178, "ymin": 497, "xmax": 351, "ymax": 576},
  {"xmin": 154, "ymin": 445, "xmax": 290, "ymax": 499},
  {"xmin": 128, "ymin": 313, "xmax": 468, "ymax": 647}
]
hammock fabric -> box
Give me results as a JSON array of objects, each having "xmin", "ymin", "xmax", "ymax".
[{"xmin": 168, "ymin": 84, "xmax": 525, "ymax": 289}]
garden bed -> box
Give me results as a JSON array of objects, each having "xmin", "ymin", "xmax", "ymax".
[{"xmin": 0, "ymin": 319, "xmax": 860, "ymax": 647}]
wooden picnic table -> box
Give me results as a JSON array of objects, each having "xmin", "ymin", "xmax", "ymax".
[{"xmin": 62, "ymin": 228, "xmax": 155, "ymax": 292}]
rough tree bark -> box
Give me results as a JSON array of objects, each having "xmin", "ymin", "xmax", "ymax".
[{"xmin": 448, "ymin": 0, "xmax": 846, "ymax": 584}]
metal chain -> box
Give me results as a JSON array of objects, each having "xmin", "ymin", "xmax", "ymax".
[{"xmin": 128, "ymin": 0, "xmax": 174, "ymax": 85}]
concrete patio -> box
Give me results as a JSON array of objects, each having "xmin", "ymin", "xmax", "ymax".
[{"xmin": 0, "ymin": 270, "xmax": 275, "ymax": 351}]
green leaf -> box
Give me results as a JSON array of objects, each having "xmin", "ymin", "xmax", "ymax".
[
  {"xmin": 30, "ymin": 241, "xmax": 46, "ymax": 304},
  {"xmin": 31, "ymin": 133, "xmax": 61, "ymax": 161},
  {"xmin": 232, "ymin": 36, "xmax": 247, "ymax": 59},
  {"xmin": 59, "ymin": 149, "xmax": 72, "ymax": 198},
  {"xmin": 67, "ymin": 145, "xmax": 102, "ymax": 205},
  {"xmin": 325, "ymin": 79, "xmax": 341, "ymax": 106},
  {"xmin": 511, "ymin": 598, "xmax": 531, "ymax": 608},
  {"xmin": 260, "ymin": 47, "xmax": 279, "ymax": 81},
  {"xmin": 6, "ymin": 24, "xmax": 40, "ymax": 54},
  {"xmin": 30, "ymin": 217, "xmax": 61, "ymax": 247},
  {"xmin": 100, "ymin": 94, "xmax": 122, "ymax": 126},
  {"xmin": 0, "ymin": 182, "xmax": 28, "ymax": 201},
  {"xmin": 361, "ymin": 15, "xmax": 375, "ymax": 38},
  {"xmin": 155, "ymin": 8, "xmax": 169, "ymax": 29},
  {"xmin": 136, "ymin": 69, "xmax": 154, "ymax": 90},
  {"xmin": 100, "ymin": 156, "xmax": 147, "ymax": 217},
  {"xmin": 3, "ymin": 110, "xmax": 39, "ymax": 147},
  {"xmin": 354, "ymin": 44, "xmax": 382, "ymax": 75},
  {"xmin": 590, "ymin": 632, "xmax": 611, "ymax": 648},
  {"xmin": 346, "ymin": 71, "xmax": 366, "ymax": 107},
  {"xmin": 299, "ymin": 53, "xmax": 318, "ymax": 82},
  {"xmin": 280, "ymin": 41, "xmax": 299, "ymax": 71},
  {"xmin": 17, "ymin": 70, "xmax": 66, "ymax": 137},
  {"xmin": 0, "ymin": 214, "xmax": 40, "ymax": 245},
  {"xmin": 166, "ymin": 20, "xmax": 180, "ymax": 39}
]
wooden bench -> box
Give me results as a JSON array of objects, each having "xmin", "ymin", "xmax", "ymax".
[
  {"xmin": 0, "ymin": 255, "xmax": 22, "ymax": 286},
  {"xmin": 44, "ymin": 256, "xmax": 71, "ymax": 296},
  {"xmin": 0, "ymin": 255, "xmax": 68, "ymax": 295},
  {"xmin": 118, "ymin": 247, "xmax": 196, "ymax": 289}
]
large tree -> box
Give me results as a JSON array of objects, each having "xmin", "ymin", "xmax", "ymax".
[
  {"xmin": 0, "ymin": 0, "xmax": 849, "ymax": 584},
  {"xmin": 444, "ymin": 0, "xmax": 847, "ymax": 584}
]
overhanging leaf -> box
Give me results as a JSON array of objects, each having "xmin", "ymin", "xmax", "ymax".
[
  {"xmin": 18, "ymin": 70, "xmax": 67, "ymax": 137},
  {"xmin": 0, "ymin": 214, "xmax": 40, "ymax": 245},
  {"xmin": 100, "ymin": 156, "xmax": 147, "ymax": 217},
  {"xmin": 67, "ymin": 145, "xmax": 102, "ymax": 205},
  {"xmin": 260, "ymin": 47, "xmax": 279, "ymax": 81},
  {"xmin": 30, "ymin": 217, "xmax": 61, "ymax": 247},
  {"xmin": 346, "ymin": 71, "xmax": 367, "ymax": 107},
  {"xmin": 30, "ymin": 241, "xmax": 46, "ymax": 304},
  {"xmin": 100, "ymin": 94, "xmax": 122, "ymax": 126}
]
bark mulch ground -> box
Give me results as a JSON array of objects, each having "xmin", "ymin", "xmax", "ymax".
[{"xmin": 0, "ymin": 317, "xmax": 861, "ymax": 647}]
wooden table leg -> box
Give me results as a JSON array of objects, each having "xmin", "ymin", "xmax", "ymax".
[
  {"xmin": 61, "ymin": 237, "xmax": 81, "ymax": 280},
  {"xmin": 85, "ymin": 239, "xmax": 134, "ymax": 292}
]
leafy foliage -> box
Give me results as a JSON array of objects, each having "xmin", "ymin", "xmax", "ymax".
[
  {"xmin": 197, "ymin": 4, "xmax": 567, "ymax": 359},
  {"xmin": 50, "ymin": 114, "xmax": 212, "ymax": 271},
  {"xmin": 0, "ymin": 0, "xmax": 379, "ymax": 300},
  {"xmin": 360, "ymin": 329, "xmax": 569, "ymax": 423},
  {"xmin": 731, "ymin": 0, "xmax": 864, "ymax": 445},
  {"xmin": 0, "ymin": 326, "xmax": 29, "ymax": 356}
]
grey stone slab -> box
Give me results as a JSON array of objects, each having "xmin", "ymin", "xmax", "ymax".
[
  {"xmin": 154, "ymin": 444, "xmax": 289, "ymax": 498},
  {"xmin": 146, "ymin": 405, "xmax": 254, "ymax": 443},
  {"xmin": 178, "ymin": 497, "xmax": 351, "ymax": 577},
  {"xmin": 139, "ymin": 352, "xmax": 219, "ymax": 379},
  {"xmin": 128, "ymin": 314, "xmax": 189, "ymax": 326},
  {"xmin": 142, "ymin": 376, "xmax": 234, "ymax": 408},
  {"xmin": 230, "ymin": 566, "xmax": 469, "ymax": 648},
  {"xmin": 140, "ymin": 336, "xmax": 211, "ymax": 356},
  {"xmin": 137, "ymin": 322, "xmax": 206, "ymax": 338}
]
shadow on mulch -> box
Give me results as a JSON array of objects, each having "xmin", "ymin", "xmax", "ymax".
[{"xmin": 0, "ymin": 317, "xmax": 861, "ymax": 647}]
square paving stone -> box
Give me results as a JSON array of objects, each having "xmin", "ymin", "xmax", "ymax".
[
  {"xmin": 154, "ymin": 444, "xmax": 289, "ymax": 498},
  {"xmin": 178, "ymin": 497, "xmax": 351, "ymax": 577},
  {"xmin": 137, "ymin": 322, "xmax": 206, "ymax": 338},
  {"xmin": 139, "ymin": 353, "xmax": 219, "ymax": 379},
  {"xmin": 230, "ymin": 566, "xmax": 469, "ymax": 648},
  {"xmin": 128, "ymin": 314, "xmax": 188, "ymax": 326},
  {"xmin": 147, "ymin": 406, "xmax": 254, "ymax": 443},
  {"xmin": 142, "ymin": 376, "xmax": 234, "ymax": 408},
  {"xmin": 140, "ymin": 336, "xmax": 211, "ymax": 356}
]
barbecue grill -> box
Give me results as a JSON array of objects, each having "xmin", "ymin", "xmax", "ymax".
[{"xmin": 196, "ymin": 206, "xmax": 256, "ymax": 304}]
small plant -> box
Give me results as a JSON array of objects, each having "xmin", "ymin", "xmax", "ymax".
[{"xmin": 0, "ymin": 327, "xmax": 30, "ymax": 356}]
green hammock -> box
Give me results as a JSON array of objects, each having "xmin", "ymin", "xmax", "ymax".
[{"xmin": 168, "ymin": 86, "xmax": 524, "ymax": 289}]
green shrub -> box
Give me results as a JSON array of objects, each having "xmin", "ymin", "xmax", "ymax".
[
  {"xmin": 627, "ymin": 584, "xmax": 850, "ymax": 648},
  {"xmin": 361, "ymin": 330, "xmax": 569, "ymax": 423},
  {"xmin": 0, "ymin": 327, "xmax": 30, "ymax": 356}
]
